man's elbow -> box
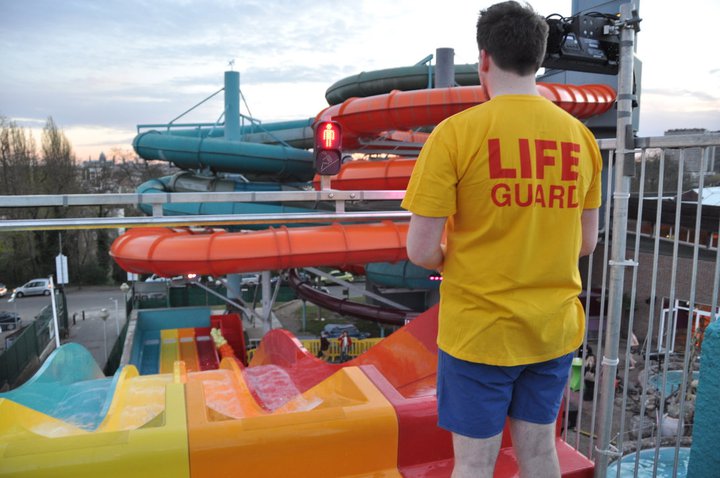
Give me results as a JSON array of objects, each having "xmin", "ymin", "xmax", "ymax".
[
  {"xmin": 407, "ymin": 247, "xmax": 440, "ymax": 270},
  {"xmin": 579, "ymin": 209, "xmax": 600, "ymax": 257},
  {"xmin": 579, "ymin": 237, "xmax": 598, "ymax": 257},
  {"xmin": 407, "ymin": 248, "xmax": 430, "ymax": 269}
]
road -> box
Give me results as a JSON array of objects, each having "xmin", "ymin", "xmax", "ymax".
[{"xmin": 0, "ymin": 285, "xmax": 127, "ymax": 354}]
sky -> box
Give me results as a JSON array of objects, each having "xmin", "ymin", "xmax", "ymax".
[{"xmin": 1, "ymin": 0, "xmax": 719, "ymax": 161}]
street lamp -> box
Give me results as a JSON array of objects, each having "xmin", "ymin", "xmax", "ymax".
[
  {"xmin": 99, "ymin": 308, "xmax": 109, "ymax": 363},
  {"xmin": 8, "ymin": 293, "xmax": 18, "ymax": 329},
  {"xmin": 109, "ymin": 298, "xmax": 119, "ymax": 336}
]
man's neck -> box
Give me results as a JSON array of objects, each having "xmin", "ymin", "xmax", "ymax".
[{"xmin": 486, "ymin": 69, "xmax": 539, "ymax": 98}]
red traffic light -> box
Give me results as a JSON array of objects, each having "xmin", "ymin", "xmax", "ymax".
[
  {"xmin": 315, "ymin": 121, "xmax": 342, "ymax": 150},
  {"xmin": 315, "ymin": 121, "xmax": 343, "ymax": 176}
]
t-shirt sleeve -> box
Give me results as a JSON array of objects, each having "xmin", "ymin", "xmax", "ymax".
[
  {"xmin": 582, "ymin": 128, "xmax": 603, "ymax": 210},
  {"xmin": 401, "ymin": 121, "xmax": 458, "ymax": 217}
]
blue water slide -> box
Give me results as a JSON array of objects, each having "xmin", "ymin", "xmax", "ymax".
[
  {"xmin": 365, "ymin": 261, "xmax": 441, "ymax": 290},
  {"xmin": 155, "ymin": 118, "xmax": 314, "ymax": 150},
  {"xmin": 133, "ymin": 129, "xmax": 314, "ymax": 181},
  {"xmin": 135, "ymin": 174, "xmax": 329, "ymax": 225},
  {"xmin": 0, "ymin": 343, "xmax": 119, "ymax": 430}
]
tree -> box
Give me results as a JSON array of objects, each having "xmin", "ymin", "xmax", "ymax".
[{"xmin": 0, "ymin": 117, "xmax": 87, "ymax": 284}]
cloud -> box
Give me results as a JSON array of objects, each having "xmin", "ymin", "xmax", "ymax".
[
  {"xmin": 642, "ymin": 88, "xmax": 719, "ymax": 103},
  {"xmin": 4, "ymin": 0, "xmax": 720, "ymax": 160}
]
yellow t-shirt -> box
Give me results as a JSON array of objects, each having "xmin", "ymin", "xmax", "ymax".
[{"xmin": 401, "ymin": 94, "xmax": 602, "ymax": 366}]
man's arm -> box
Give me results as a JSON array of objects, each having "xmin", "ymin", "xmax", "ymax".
[
  {"xmin": 406, "ymin": 213, "xmax": 447, "ymax": 270},
  {"xmin": 580, "ymin": 208, "xmax": 599, "ymax": 257}
]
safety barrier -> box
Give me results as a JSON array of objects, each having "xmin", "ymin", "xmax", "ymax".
[
  {"xmin": 0, "ymin": 131, "xmax": 716, "ymax": 477},
  {"xmin": 246, "ymin": 337, "xmax": 384, "ymax": 363},
  {"xmin": 569, "ymin": 133, "xmax": 719, "ymax": 477},
  {"xmin": 0, "ymin": 315, "xmax": 50, "ymax": 389},
  {"xmin": 0, "ymin": 290, "xmax": 68, "ymax": 389}
]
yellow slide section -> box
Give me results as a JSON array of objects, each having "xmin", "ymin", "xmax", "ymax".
[
  {"xmin": 0, "ymin": 368, "xmax": 189, "ymax": 478},
  {"xmin": 187, "ymin": 364, "xmax": 401, "ymax": 477},
  {"xmin": 96, "ymin": 366, "xmax": 172, "ymax": 432},
  {"xmin": 159, "ymin": 329, "xmax": 180, "ymax": 374},
  {"xmin": 178, "ymin": 328, "xmax": 200, "ymax": 372}
]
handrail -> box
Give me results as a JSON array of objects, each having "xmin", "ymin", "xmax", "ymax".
[{"xmin": 0, "ymin": 210, "xmax": 411, "ymax": 232}]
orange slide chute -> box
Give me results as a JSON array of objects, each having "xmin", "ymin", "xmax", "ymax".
[
  {"xmin": 315, "ymin": 83, "xmax": 616, "ymax": 149},
  {"xmin": 312, "ymin": 157, "xmax": 416, "ymax": 191},
  {"xmin": 110, "ymin": 221, "xmax": 409, "ymax": 277}
]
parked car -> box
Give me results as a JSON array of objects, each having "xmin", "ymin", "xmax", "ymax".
[
  {"xmin": 0, "ymin": 311, "xmax": 21, "ymax": 331},
  {"xmin": 14, "ymin": 278, "xmax": 51, "ymax": 298},
  {"xmin": 320, "ymin": 270, "xmax": 354, "ymax": 284},
  {"xmin": 144, "ymin": 274, "xmax": 175, "ymax": 282},
  {"xmin": 0, "ymin": 283, "xmax": 7, "ymax": 297},
  {"xmin": 323, "ymin": 323, "xmax": 370, "ymax": 339},
  {"xmin": 239, "ymin": 273, "xmax": 260, "ymax": 287}
]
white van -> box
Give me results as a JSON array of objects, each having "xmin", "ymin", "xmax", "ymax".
[{"xmin": 14, "ymin": 278, "xmax": 51, "ymax": 298}]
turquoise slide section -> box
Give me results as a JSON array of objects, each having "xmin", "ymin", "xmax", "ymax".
[
  {"xmin": 324, "ymin": 63, "xmax": 479, "ymax": 105},
  {"xmin": 133, "ymin": 130, "xmax": 314, "ymax": 181},
  {"xmin": 366, "ymin": 261, "xmax": 441, "ymax": 290},
  {"xmin": 0, "ymin": 343, "xmax": 119, "ymax": 430},
  {"xmin": 135, "ymin": 176, "xmax": 331, "ymax": 229}
]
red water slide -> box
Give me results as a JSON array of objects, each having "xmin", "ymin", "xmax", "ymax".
[
  {"xmin": 315, "ymin": 83, "xmax": 616, "ymax": 149},
  {"xmin": 311, "ymin": 82, "xmax": 615, "ymax": 190}
]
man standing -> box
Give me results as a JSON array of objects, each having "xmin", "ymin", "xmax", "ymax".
[
  {"xmin": 338, "ymin": 331, "xmax": 352, "ymax": 362},
  {"xmin": 401, "ymin": 2, "xmax": 602, "ymax": 477},
  {"xmin": 318, "ymin": 331, "xmax": 330, "ymax": 360}
]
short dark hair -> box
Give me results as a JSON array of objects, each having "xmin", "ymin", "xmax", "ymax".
[{"xmin": 476, "ymin": 1, "xmax": 549, "ymax": 76}]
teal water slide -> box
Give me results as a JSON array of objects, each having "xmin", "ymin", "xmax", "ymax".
[
  {"xmin": 133, "ymin": 127, "xmax": 314, "ymax": 182},
  {"xmin": 0, "ymin": 343, "xmax": 119, "ymax": 430}
]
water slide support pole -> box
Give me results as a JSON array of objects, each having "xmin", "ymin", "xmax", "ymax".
[
  {"xmin": 261, "ymin": 271, "xmax": 272, "ymax": 334},
  {"xmin": 224, "ymin": 70, "xmax": 244, "ymax": 307},
  {"xmin": 224, "ymin": 71, "xmax": 241, "ymax": 141},
  {"xmin": 434, "ymin": 48, "xmax": 455, "ymax": 88},
  {"xmin": 594, "ymin": 4, "xmax": 639, "ymax": 476}
]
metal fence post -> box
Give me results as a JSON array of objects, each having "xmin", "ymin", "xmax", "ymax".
[{"xmin": 594, "ymin": 3, "xmax": 641, "ymax": 476}]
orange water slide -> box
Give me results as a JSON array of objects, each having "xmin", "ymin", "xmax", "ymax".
[
  {"xmin": 312, "ymin": 157, "xmax": 416, "ymax": 191},
  {"xmin": 110, "ymin": 221, "xmax": 408, "ymax": 277},
  {"xmin": 315, "ymin": 83, "xmax": 616, "ymax": 149}
]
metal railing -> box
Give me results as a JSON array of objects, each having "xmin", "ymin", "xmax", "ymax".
[
  {"xmin": 246, "ymin": 337, "xmax": 384, "ymax": 363},
  {"xmin": 0, "ymin": 130, "xmax": 718, "ymax": 477},
  {"xmin": 570, "ymin": 132, "xmax": 720, "ymax": 477},
  {"xmin": 0, "ymin": 290, "xmax": 67, "ymax": 388}
]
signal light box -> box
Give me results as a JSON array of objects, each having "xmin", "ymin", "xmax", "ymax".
[{"xmin": 315, "ymin": 121, "xmax": 342, "ymax": 175}]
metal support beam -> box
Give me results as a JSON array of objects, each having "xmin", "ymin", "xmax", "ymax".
[
  {"xmin": 594, "ymin": 4, "xmax": 641, "ymax": 476},
  {"xmin": 304, "ymin": 267, "xmax": 412, "ymax": 311}
]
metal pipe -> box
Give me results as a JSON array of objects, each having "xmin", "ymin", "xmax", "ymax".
[
  {"xmin": 434, "ymin": 48, "xmax": 455, "ymax": 88},
  {"xmin": 632, "ymin": 148, "xmax": 666, "ymax": 477},
  {"xmin": 594, "ymin": 4, "xmax": 639, "ymax": 476},
  {"xmin": 224, "ymin": 71, "xmax": 241, "ymax": 141},
  {"xmin": 673, "ymin": 147, "xmax": 707, "ymax": 476},
  {"xmin": 0, "ymin": 210, "xmax": 411, "ymax": 232},
  {"xmin": 48, "ymin": 276, "xmax": 61, "ymax": 349},
  {"xmin": 614, "ymin": 148, "xmax": 648, "ymax": 467},
  {"xmin": 0, "ymin": 189, "xmax": 406, "ymax": 208},
  {"xmin": 588, "ymin": 149, "xmax": 615, "ymax": 458}
]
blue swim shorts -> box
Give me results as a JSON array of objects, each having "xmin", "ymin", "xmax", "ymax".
[{"xmin": 437, "ymin": 349, "xmax": 574, "ymax": 439}]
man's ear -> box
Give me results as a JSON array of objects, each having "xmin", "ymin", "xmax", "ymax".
[{"xmin": 479, "ymin": 49, "xmax": 490, "ymax": 73}]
